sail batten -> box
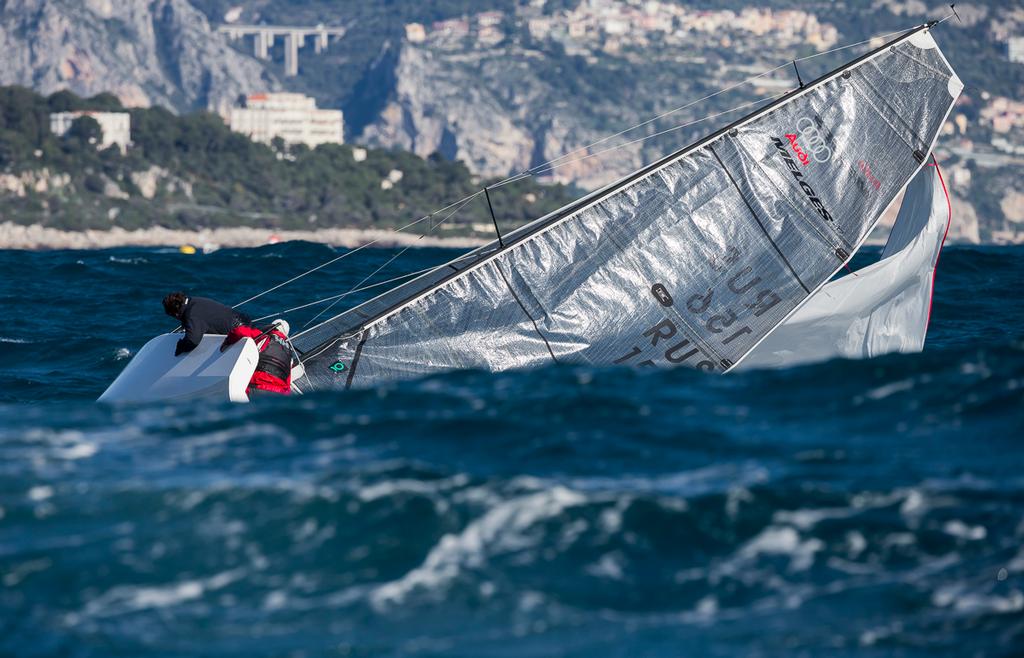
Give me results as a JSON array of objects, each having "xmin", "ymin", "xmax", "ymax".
[{"xmin": 295, "ymin": 23, "xmax": 962, "ymax": 389}]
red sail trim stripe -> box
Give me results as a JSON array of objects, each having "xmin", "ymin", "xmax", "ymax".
[{"xmin": 925, "ymin": 158, "xmax": 952, "ymax": 329}]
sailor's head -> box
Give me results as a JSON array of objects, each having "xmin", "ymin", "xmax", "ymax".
[
  {"xmin": 162, "ymin": 291, "xmax": 188, "ymax": 320},
  {"xmin": 272, "ymin": 318, "xmax": 290, "ymax": 336}
]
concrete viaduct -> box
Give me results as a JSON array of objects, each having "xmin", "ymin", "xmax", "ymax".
[{"xmin": 217, "ymin": 24, "xmax": 348, "ymax": 76}]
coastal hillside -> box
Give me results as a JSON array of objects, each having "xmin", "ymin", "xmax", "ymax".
[
  {"xmin": 0, "ymin": 0, "xmax": 277, "ymax": 112},
  {"xmin": 0, "ymin": 86, "xmax": 575, "ymax": 234},
  {"xmin": 1, "ymin": 1, "xmax": 1023, "ymax": 242},
  {"xmin": 192, "ymin": 0, "xmax": 1024, "ymax": 243}
]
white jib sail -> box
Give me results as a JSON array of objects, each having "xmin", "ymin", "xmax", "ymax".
[{"xmin": 738, "ymin": 161, "xmax": 951, "ymax": 369}]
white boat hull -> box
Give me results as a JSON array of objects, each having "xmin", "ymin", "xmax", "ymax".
[{"xmin": 98, "ymin": 334, "xmax": 260, "ymax": 403}]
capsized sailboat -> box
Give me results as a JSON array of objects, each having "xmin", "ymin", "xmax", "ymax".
[{"xmin": 100, "ymin": 22, "xmax": 962, "ymax": 402}]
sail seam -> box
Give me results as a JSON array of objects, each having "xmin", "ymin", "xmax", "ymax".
[
  {"xmin": 344, "ymin": 331, "xmax": 368, "ymax": 390},
  {"xmin": 850, "ymin": 73, "xmax": 927, "ymax": 154},
  {"xmin": 494, "ymin": 263, "xmax": 560, "ymax": 364},
  {"xmin": 708, "ymin": 145, "xmax": 812, "ymax": 294}
]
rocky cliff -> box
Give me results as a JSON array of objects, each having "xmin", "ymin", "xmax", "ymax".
[
  {"xmin": 0, "ymin": 0, "xmax": 277, "ymax": 111},
  {"xmin": 354, "ymin": 1, "xmax": 1022, "ymax": 243},
  {"xmin": 360, "ymin": 44, "xmax": 651, "ymax": 191},
  {"xmin": 358, "ymin": 4, "xmax": 842, "ymax": 190}
]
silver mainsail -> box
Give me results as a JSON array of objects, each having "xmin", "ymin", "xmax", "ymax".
[{"xmin": 293, "ymin": 25, "xmax": 962, "ymax": 390}]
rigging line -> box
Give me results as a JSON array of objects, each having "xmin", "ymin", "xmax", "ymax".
[
  {"xmin": 792, "ymin": 28, "xmax": 907, "ymax": 63},
  {"xmin": 492, "ymin": 26, "xmax": 918, "ymax": 189},
  {"xmin": 506, "ymin": 62, "xmax": 792, "ymax": 178},
  {"xmin": 525, "ymin": 90, "xmax": 790, "ymax": 179},
  {"xmin": 298, "ymin": 190, "xmax": 481, "ymax": 331},
  {"xmin": 252, "ymin": 249, "xmax": 482, "ymax": 321},
  {"xmin": 231, "ymin": 190, "xmax": 484, "ymax": 310},
  {"xmin": 252, "ymin": 241, "xmax": 488, "ymax": 322},
  {"xmin": 250, "ymin": 266, "xmax": 435, "ymax": 322}
]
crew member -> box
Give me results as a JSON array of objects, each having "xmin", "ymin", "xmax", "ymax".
[
  {"xmin": 223, "ymin": 320, "xmax": 294, "ymax": 396},
  {"xmin": 162, "ymin": 291, "xmax": 251, "ymax": 356}
]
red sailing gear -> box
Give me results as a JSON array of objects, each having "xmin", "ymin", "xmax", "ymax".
[{"xmin": 223, "ymin": 325, "xmax": 292, "ymax": 395}]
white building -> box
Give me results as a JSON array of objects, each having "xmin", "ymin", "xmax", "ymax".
[
  {"xmin": 49, "ymin": 111, "xmax": 131, "ymax": 151},
  {"xmin": 228, "ymin": 93, "xmax": 344, "ymax": 148},
  {"xmin": 1010, "ymin": 37, "xmax": 1024, "ymax": 64}
]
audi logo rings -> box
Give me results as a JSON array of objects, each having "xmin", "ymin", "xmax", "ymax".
[{"xmin": 796, "ymin": 116, "xmax": 833, "ymax": 163}]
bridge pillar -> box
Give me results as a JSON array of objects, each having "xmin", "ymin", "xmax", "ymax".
[
  {"xmin": 284, "ymin": 31, "xmax": 300, "ymax": 76},
  {"xmin": 314, "ymin": 29, "xmax": 329, "ymax": 54},
  {"xmin": 254, "ymin": 29, "xmax": 272, "ymax": 60}
]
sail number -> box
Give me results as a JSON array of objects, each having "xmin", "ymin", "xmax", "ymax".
[{"xmin": 612, "ymin": 247, "xmax": 783, "ymax": 371}]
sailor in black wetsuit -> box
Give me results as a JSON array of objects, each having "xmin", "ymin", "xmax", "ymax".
[{"xmin": 162, "ymin": 292, "xmax": 251, "ymax": 356}]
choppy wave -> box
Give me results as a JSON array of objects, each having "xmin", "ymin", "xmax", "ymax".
[{"xmin": 0, "ymin": 245, "xmax": 1021, "ymax": 656}]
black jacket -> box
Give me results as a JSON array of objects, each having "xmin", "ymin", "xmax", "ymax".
[{"xmin": 175, "ymin": 296, "xmax": 251, "ymax": 355}]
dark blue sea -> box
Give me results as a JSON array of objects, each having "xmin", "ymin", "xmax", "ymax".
[{"xmin": 0, "ymin": 243, "xmax": 1022, "ymax": 657}]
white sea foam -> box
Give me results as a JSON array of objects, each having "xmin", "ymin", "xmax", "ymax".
[
  {"xmin": 0, "ymin": 336, "xmax": 30, "ymax": 343},
  {"xmin": 368, "ymin": 486, "xmax": 585, "ymax": 610},
  {"xmin": 27, "ymin": 485, "xmax": 54, "ymax": 501},
  {"xmin": 79, "ymin": 569, "xmax": 245, "ymax": 618},
  {"xmin": 55, "ymin": 442, "xmax": 98, "ymax": 460},
  {"xmin": 357, "ymin": 473, "xmax": 469, "ymax": 502},
  {"xmin": 942, "ymin": 519, "xmax": 987, "ymax": 540},
  {"xmin": 585, "ymin": 552, "xmax": 626, "ymax": 581},
  {"xmin": 2, "ymin": 558, "xmax": 52, "ymax": 587},
  {"xmin": 737, "ymin": 526, "xmax": 824, "ymax": 572},
  {"xmin": 932, "ymin": 583, "xmax": 1024, "ymax": 614},
  {"xmin": 1007, "ymin": 546, "xmax": 1024, "ymax": 573},
  {"xmin": 773, "ymin": 506, "xmax": 857, "ymax": 530},
  {"xmin": 571, "ymin": 462, "xmax": 768, "ymax": 498},
  {"xmin": 899, "ymin": 488, "xmax": 926, "ymax": 516},
  {"xmin": 845, "ymin": 530, "xmax": 867, "ymax": 557},
  {"xmin": 863, "ymin": 378, "xmax": 915, "ymax": 400}
]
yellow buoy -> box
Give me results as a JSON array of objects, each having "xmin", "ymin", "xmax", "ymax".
[{"xmin": 179, "ymin": 244, "xmax": 197, "ymax": 255}]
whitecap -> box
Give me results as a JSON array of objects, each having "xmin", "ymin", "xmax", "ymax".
[
  {"xmin": 585, "ymin": 552, "xmax": 626, "ymax": 580},
  {"xmin": 773, "ymin": 506, "xmax": 857, "ymax": 530},
  {"xmin": 79, "ymin": 569, "xmax": 245, "ymax": 618},
  {"xmin": 368, "ymin": 486, "xmax": 586, "ymax": 610},
  {"xmin": 114, "ymin": 347, "xmax": 132, "ymax": 360},
  {"xmin": 0, "ymin": 336, "xmax": 30, "ymax": 344},
  {"xmin": 2, "ymin": 558, "xmax": 52, "ymax": 587},
  {"xmin": 28, "ymin": 485, "xmax": 54, "ymax": 501},
  {"xmin": 737, "ymin": 525, "xmax": 824, "ymax": 571},
  {"xmin": 933, "ymin": 583, "xmax": 1024, "ymax": 614},
  {"xmin": 942, "ymin": 519, "xmax": 987, "ymax": 540},
  {"xmin": 55, "ymin": 442, "xmax": 98, "ymax": 460},
  {"xmin": 357, "ymin": 473, "xmax": 469, "ymax": 502},
  {"xmin": 863, "ymin": 378, "xmax": 915, "ymax": 400}
]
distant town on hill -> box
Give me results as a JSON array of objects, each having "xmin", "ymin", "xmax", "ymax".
[{"xmin": 0, "ymin": 0, "xmax": 1022, "ymax": 242}]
